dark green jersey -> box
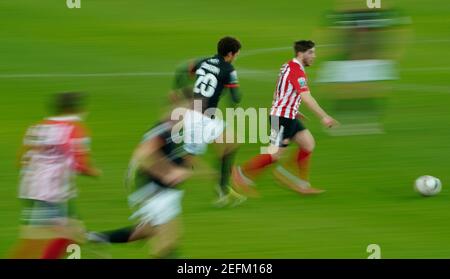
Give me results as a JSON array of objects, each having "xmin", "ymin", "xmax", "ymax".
[
  {"xmin": 126, "ymin": 121, "xmax": 187, "ymax": 190},
  {"xmin": 192, "ymin": 55, "xmax": 239, "ymax": 113}
]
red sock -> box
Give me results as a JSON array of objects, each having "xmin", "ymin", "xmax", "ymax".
[
  {"xmin": 242, "ymin": 154, "xmax": 275, "ymax": 179},
  {"xmin": 41, "ymin": 238, "xmax": 72, "ymax": 259},
  {"xmin": 296, "ymin": 149, "xmax": 312, "ymax": 181}
]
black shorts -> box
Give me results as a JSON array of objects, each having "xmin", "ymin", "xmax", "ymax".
[{"xmin": 269, "ymin": 115, "xmax": 306, "ymax": 147}]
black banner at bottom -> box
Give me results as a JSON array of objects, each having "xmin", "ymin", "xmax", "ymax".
[{"xmin": 1, "ymin": 260, "xmax": 450, "ymax": 277}]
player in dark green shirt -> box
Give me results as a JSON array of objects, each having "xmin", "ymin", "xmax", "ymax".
[{"xmin": 171, "ymin": 37, "xmax": 244, "ymax": 207}]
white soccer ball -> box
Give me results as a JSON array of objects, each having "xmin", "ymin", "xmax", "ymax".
[{"xmin": 414, "ymin": 175, "xmax": 442, "ymax": 196}]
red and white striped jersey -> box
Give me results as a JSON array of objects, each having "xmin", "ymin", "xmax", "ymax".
[
  {"xmin": 19, "ymin": 115, "xmax": 92, "ymax": 203},
  {"xmin": 270, "ymin": 58, "xmax": 310, "ymax": 119}
]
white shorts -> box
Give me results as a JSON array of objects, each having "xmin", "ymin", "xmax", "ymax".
[
  {"xmin": 182, "ymin": 109, "xmax": 225, "ymax": 155},
  {"xmin": 129, "ymin": 184, "xmax": 184, "ymax": 226},
  {"xmin": 317, "ymin": 59, "xmax": 397, "ymax": 83}
]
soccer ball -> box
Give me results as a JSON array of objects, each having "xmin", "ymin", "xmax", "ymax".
[{"xmin": 414, "ymin": 175, "xmax": 442, "ymax": 196}]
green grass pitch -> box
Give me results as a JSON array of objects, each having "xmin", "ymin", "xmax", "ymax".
[{"xmin": 0, "ymin": 0, "xmax": 449, "ymax": 258}]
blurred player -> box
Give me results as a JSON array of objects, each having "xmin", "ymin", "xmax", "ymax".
[
  {"xmin": 87, "ymin": 119, "xmax": 191, "ymax": 258},
  {"xmin": 177, "ymin": 36, "xmax": 246, "ymax": 206},
  {"xmin": 317, "ymin": 1, "xmax": 409, "ymax": 135},
  {"xmin": 232, "ymin": 40, "xmax": 338, "ymax": 196},
  {"xmin": 10, "ymin": 92, "xmax": 100, "ymax": 259}
]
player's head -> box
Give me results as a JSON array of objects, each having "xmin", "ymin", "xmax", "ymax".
[
  {"xmin": 217, "ymin": 36, "xmax": 241, "ymax": 63},
  {"xmin": 52, "ymin": 92, "xmax": 86, "ymax": 115},
  {"xmin": 294, "ymin": 40, "xmax": 316, "ymax": 66}
]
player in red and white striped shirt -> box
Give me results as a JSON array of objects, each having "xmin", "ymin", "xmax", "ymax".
[
  {"xmin": 11, "ymin": 92, "xmax": 100, "ymax": 259},
  {"xmin": 270, "ymin": 54, "xmax": 311, "ymax": 119},
  {"xmin": 233, "ymin": 40, "xmax": 338, "ymax": 196}
]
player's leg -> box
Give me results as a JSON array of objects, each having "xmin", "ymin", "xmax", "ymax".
[
  {"xmin": 88, "ymin": 226, "xmax": 139, "ymax": 243},
  {"xmin": 196, "ymin": 114, "xmax": 245, "ymax": 206},
  {"xmin": 219, "ymin": 143, "xmax": 237, "ymax": 193},
  {"xmin": 292, "ymin": 129, "xmax": 315, "ymax": 181},
  {"xmin": 88, "ymin": 185, "xmax": 184, "ymax": 258},
  {"xmin": 273, "ymin": 123, "xmax": 324, "ymax": 194},
  {"xmin": 212, "ymin": 139, "xmax": 246, "ymax": 206},
  {"xmin": 10, "ymin": 199, "xmax": 50, "ymax": 258},
  {"xmin": 9, "ymin": 239, "xmax": 49, "ymax": 259},
  {"xmin": 41, "ymin": 200, "xmax": 85, "ymax": 259},
  {"xmin": 41, "ymin": 238, "xmax": 73, "ymax": 259},
  {"xmin": 150, "ymin": 218, "xmax": 181, "ymax": 258},
  {"xmin": 142, "ymin": 187, "xmax": 184, "ymax": 258},
  {"xmin": 232, "ymin": 116, "xmax": 290, "ymax": 196},
  {"xmin": 232, "ymin": 144, "xmax": 287, "ymax": 197},
  {"xmin": 239, "ymin": 144, "xmax": 287, "ymax": 179},
  {"xmin": 88, "ymin": 220, "xmax": 178, "ymax": 258},
  {"xmin": 212, "ymin": 138, "xmax": 237, "ymax": 194},
  {"xmin": 10, "ymin": 199, "xmax": 78, "ymax": 259}
]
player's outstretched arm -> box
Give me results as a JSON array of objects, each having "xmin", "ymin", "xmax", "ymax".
[
  {"xmin": 71, "ymin": 124, "xmax": 102, "ymax": 177},
  {"xmin": 81, "ymin": 166, "xmax": 102, "ymax": 177},
  {"xmin": 229, "ymin": 87, "xmax": 241, "ymax": 105},
  {"xmin": 301, "ymin": 92, "xmax": 338, "ymax": 128},
  {"xmin": 134, "ymin": 139, "xmax": 191, "ymax": 186},
  {"xmin": 74, "ymin": 152, "xmax": 102, "ymax": 177}
]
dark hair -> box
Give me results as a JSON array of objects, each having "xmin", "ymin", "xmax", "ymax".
[
  {"xmin": 294, "ymin": 40, "xmax": 315, "ymax": 54},
  {"xmin": 217, "ymin": 36, "xmax": 241, "ymax": 57},
  {"xmin": 53, "ymin": 92, "xmax": 85, "ymax": 115}
]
